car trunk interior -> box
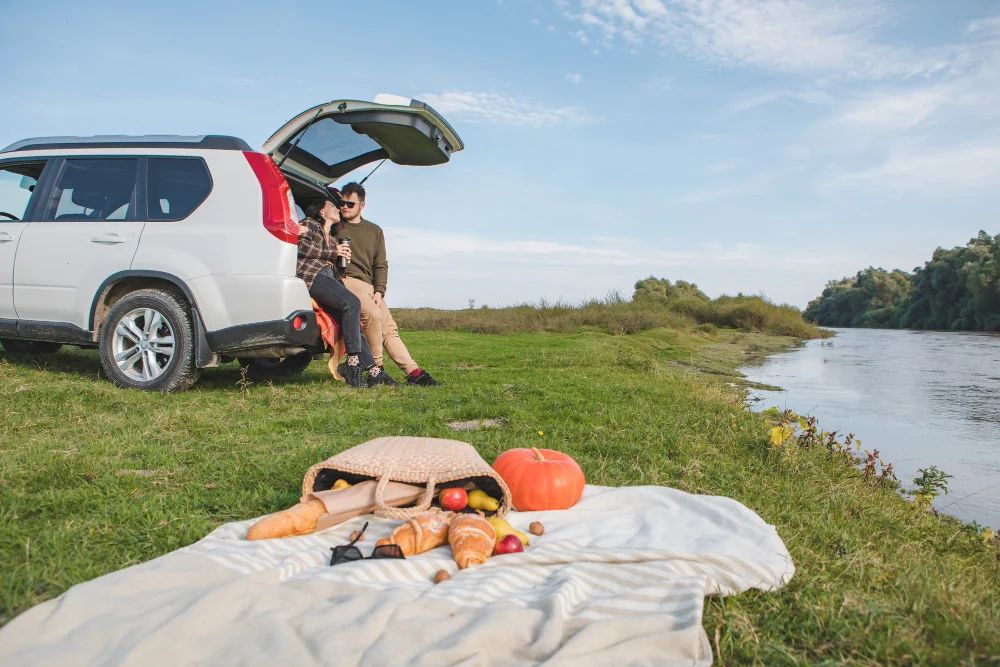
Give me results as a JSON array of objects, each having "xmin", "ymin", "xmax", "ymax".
[{"xmin": 284, "ymin": 171, "xmax": 333, "ymax": 217}]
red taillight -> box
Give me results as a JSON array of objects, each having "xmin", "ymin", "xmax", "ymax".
[
  {"xmin": 292, "ymin": 315, "xmax": 304, "ymax": 330},
  {"xmin": 243, "ymin": 151, "xmax": 299, "ymax": 245}
]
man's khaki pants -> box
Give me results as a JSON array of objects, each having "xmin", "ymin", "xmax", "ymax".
[{"xmin": 343, "ymin": 277, "xmax": 418, "ymax": 374}]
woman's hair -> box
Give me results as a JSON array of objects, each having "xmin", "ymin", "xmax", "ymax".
[
  {"xmin": 304, "ymin": 197, "xmax": 327, "ymax": 220},
  {"xmin": 304, "ymin": 195, "xmax": 343, "ymax": 239},
  {"xmin": 305, "ymin": 187, "xmax": 343, "ymax": 222}
]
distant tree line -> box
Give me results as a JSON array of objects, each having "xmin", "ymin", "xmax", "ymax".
[{"xmin": 804, "ymin": 231, "xmax": 1000, "ymax": 330}]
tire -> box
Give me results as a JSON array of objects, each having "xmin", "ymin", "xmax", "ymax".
[
  {"xmin": 0, "ymin": 339, "xmax": 63, "ymax": 355},
  {"xmin": 99, "ymin": 288, "xmax": 199, "ymax": 392},
  {"xmin": 237, "ymin": 351, "xmax": 313, "ymax": 380}
]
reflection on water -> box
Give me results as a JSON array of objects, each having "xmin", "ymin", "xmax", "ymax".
[{"xmin": 741, "ymin": 328, "xmax": 1000, "ymax": 527}]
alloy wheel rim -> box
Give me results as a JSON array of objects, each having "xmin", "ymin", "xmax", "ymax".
[{"xmin": 112, "ymin": 308, "xmax": 175, "ymax": 382}]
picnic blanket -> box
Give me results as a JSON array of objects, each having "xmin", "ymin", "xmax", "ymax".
[{"xmin": 0, "ymin": 485, "xmax": 794, "ymax": 666}]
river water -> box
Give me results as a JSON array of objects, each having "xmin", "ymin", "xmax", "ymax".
[{"xmin": 741, "ymin": 328, "xmax": 1000, "ymax": 528}]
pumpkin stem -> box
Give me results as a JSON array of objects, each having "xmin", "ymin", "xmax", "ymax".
[{"xmin": 531, "ymin": 447, "xmax": 545, "ymax": 462}]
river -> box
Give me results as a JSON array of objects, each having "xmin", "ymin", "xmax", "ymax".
[{"xmin": 741, "ymin": 328, "xmax": 1000, "ymax": 528}]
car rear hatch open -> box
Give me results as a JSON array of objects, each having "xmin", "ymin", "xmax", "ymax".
[{"xmin": 262, "ymin": 94, "xmax": 464, "ymax": 191}]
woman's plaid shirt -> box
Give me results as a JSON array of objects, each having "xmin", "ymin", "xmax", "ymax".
[{"xmin": 296, "ymin": 216, "xmax": 342, "ymax": 289}]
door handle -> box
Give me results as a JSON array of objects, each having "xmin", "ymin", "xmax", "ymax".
[
  {"xmin": 91, "ymin": 233, "xmax": 126, "ymax": 245},
  {"xmin": 0, "ymin": 232, "xmax": 11, "ymax": 243}
]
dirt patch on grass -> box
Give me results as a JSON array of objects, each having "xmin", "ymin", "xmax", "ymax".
[{"xmin": 447, "ymin": 418, "xmax": 508, "ymax": 432}]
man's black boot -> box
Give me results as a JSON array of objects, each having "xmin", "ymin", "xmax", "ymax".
[{"xmin": 406, "ymin": 370, "xmax": 442, "ymax": 386}]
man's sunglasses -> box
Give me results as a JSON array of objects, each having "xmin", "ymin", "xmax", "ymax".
[
  {"xmin": 339, "ymin": 201, "xmax": 358, "ymax": 209},
  {"xmin": 329, "ymin": 522, "xmax": 405, "ymax": 566}
]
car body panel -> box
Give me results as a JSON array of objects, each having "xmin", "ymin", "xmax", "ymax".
[
  {"xmin": 13, "ymin": 220, "xmax": 144, "ymax": 328},
  {"xmin": 0, "ymin": 222, "xmax": 28, "ymax": 320},
  {"xmin": 186, "ymin": 274, "xmax": 312, "ymax": 332}
]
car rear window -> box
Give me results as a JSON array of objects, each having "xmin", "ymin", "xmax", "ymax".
[
  {"xmin": 48, "ymin": 158, "xmax": 138, "ymax": 221},
  {"xmin": 286, "ymin": 117, "xmax": 385, "ymax": 178},
  {"xmin": 146, "ymin": 157, "xmax": 212, "ymax": 221}
]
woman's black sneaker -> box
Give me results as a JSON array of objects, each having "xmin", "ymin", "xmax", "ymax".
[
  {"xmin": 337, "ymin": 362, "xmax": 369, "ymax": 388},
  {"xmin": 406, "ymin": 370, "xmax": 442, "ymax": 386},
  {"xmin": 368, "ymin": 367, "xmax": 399, "ymax": 386}
]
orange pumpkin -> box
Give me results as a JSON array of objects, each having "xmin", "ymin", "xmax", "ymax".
[{"xmin": 493, "ymin": 447, "xmax": 585, "ymax": 511}]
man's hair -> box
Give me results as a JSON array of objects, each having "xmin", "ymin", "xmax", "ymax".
[{"xmin": 341, "ymin": 181, "xmax": 366, "ymax": 202}]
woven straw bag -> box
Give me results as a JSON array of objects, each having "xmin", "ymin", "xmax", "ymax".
[{"xmin": 301, "ymin": 436, "xmax": 512, "ymax": 519}]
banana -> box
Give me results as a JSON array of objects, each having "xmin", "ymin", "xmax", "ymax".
[
  {"xmin": 487, "ymin": 516, "xmax": 529, "ymax": 546},
  {"xmin": 332, "ymin": 479, "xmax": 351, "ymax": 490},
  {"xmin": 468, "ymin": 490, "xmax": 500, "ymax": 512}
]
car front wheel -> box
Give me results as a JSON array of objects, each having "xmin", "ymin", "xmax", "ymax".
[{"xmin": 99, "ymin": 289, "xmax": 198, "ymax": 392}]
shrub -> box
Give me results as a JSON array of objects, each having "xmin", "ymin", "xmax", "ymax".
[{"xmin": 394, "ymin": 278, "xmax": 829, "ymax": 339}]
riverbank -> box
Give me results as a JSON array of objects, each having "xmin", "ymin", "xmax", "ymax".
[
  {"xmin": 743, "ymin": 327, "xmax": 1000, "ymax": 530},
  {"xmin": 1, "ymin": 327, "xmax": 998, "ymax": 662}
]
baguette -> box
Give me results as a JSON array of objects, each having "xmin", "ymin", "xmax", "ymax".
[{"xmin": 246, "ymin": 498, "xmax": 326, "ymax": 540}]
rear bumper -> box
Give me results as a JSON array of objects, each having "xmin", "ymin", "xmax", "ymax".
[{"xmin": 204, "ymin": 310, "xmax": 319, "ymax": 353}]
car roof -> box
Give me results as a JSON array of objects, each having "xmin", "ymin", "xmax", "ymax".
[{"xmin": 1, "ymin": 135, "xmax": 252, "ymax": 154}]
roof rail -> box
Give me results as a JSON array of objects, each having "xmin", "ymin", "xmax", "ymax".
[{"xmin": 1, "ymin": 135, "xmax": 252, "ymax": 153}]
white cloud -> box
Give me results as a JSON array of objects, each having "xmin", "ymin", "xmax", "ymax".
[
  {"xmin": 380, "ymin": 227, "xmax": 847, "ymax": 308},
  {"xmin": 388, "ymin": 226, "xmax": 761, "ymax": 266},
  {"xmin": 730, "ymin": 89, "xmax": 834, "ymax": 113},
  {"xmin": 833, "ymin": 61, "xmax": 1000, "ymax": 132},
  {"xmin": 835, "ymin": 84, "xmax": 959, "ymax": 130},
  {"xmin": 566, "ymin": 72, "xmax": 583, "ymax": 84},
  {"xmin": 418, "ymin": 91, "xmax": 602, "ymax": 128},
  {"xmin": 560, "ymin": 0, "xmax": 965, "ymax": 79},
  {"xmin": 827, "ymin": 140, "xmax": 1000, "ymax": 194}
]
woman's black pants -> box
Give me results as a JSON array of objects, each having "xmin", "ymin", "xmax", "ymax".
[{"xmin": 309, "ymin": 267, "xmax": 376, "ymax": 368}]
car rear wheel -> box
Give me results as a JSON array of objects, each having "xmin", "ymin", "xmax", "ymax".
[
  {"xmin": 237, "ymin": 351, "xmax": 313, "ymax": 379},
  {"xmin": 99, "ymin": 289, "xmax": 198, "ymax": 392},
  {"xmin": 0, "ymin": 339, "xmax": 64, "ymax": 355}
]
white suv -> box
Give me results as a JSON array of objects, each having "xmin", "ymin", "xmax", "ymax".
[{"xmin": 0, "ymin": 96, "xmax": 463, "ymax": 391}]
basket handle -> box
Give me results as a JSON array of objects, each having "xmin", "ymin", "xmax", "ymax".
[{"xmin": 374, "ymin": 472, "xmax": 438, "ymax": 516}]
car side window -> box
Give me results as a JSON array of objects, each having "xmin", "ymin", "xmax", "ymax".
[
  {"xmin": 45, "ymin": 158, "xmax": 138, "ymax": 222},
  {"xmin": 0, "ymin": 162, "xmax": 45, "ymax": 222},
  {"xmin": 146, "ymin": 157, "xmax": 212, "ymax": 221}
]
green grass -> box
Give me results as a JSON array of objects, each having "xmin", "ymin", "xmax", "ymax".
[{"xmin": 1, "ymin": 328, "xmax": 998, "ymax": 664}]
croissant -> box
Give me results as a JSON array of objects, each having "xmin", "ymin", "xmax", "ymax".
[
  {"xmin": 390, "ymin": 512, "xmax": 453, "ymax": 556},
  {"xmin": 246, "ymin": 498, "xmax": 326, "ymax": 540},
  {"xmin": 449, "ymin": 513, "xmax": 496, "ymax": 569}
]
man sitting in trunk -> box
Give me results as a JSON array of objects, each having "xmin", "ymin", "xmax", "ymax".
[{"xmin": 338, "ymin": 182, "xmax": 441, "ymax": 386}]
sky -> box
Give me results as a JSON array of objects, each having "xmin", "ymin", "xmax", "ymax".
[{"xmin": 2, "ymin": 0, "xmax": 999, "ymax": 309}]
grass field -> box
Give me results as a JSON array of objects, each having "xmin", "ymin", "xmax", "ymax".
[{"xmin": 2, "ymin": 326, "xmax": 999, "ymax": 664}]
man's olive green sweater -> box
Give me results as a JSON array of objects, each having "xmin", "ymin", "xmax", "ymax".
[{"xmin": 340, "ymin": 217, "xmax": 388, "ymax": 295}]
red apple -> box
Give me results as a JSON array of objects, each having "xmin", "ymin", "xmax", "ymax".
[
  {"xmin": 493, "ymin": 533, "xmax": 524, "ymax": 555},
  {"xmin": 439, "ymin": 487, "xmax": 468, "ymax": 511}
]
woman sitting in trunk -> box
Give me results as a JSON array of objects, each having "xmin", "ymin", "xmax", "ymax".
[{"xmin": 297, "ymin": 190, "xmax": 397, "ymax": 387}]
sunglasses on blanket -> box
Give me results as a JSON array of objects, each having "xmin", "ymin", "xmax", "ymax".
[{"xmin": 329, "ymin": 522, "xmax": 405, "ymax": 566}]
